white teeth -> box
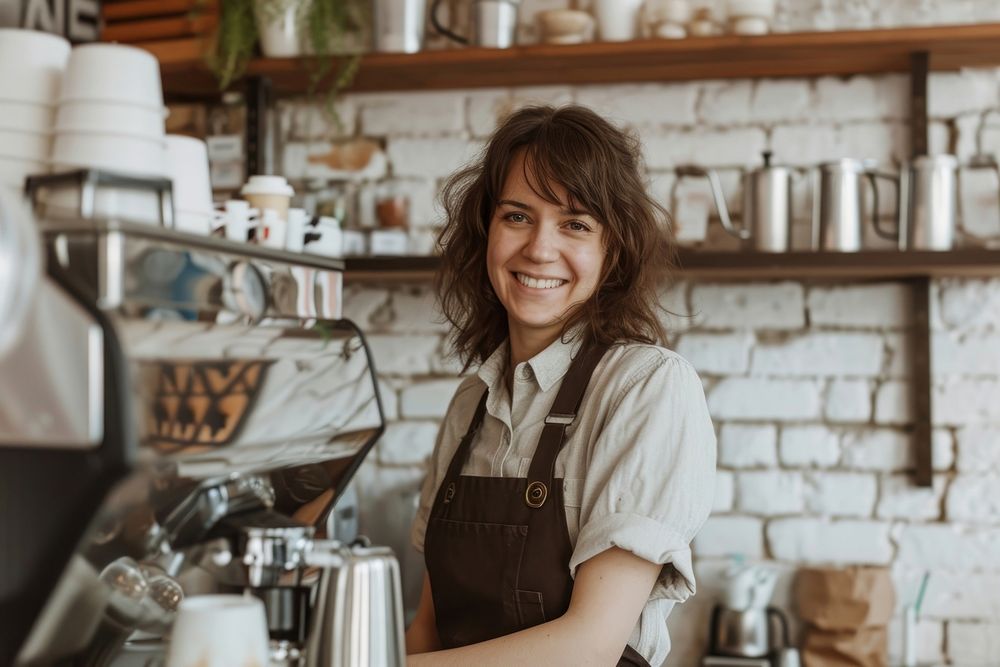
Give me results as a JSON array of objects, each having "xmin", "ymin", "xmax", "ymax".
[{"xmin": 516, "ymin": 273, "xmax": 566, "ymax": 290}]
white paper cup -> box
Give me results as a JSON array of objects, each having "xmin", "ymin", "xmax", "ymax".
[
  {"xmin": 166, "ymin": 135, "xmax": 213, "ymax": 216},
  {"xmin": 59, "ymin": 43, "xmax": 163, "ymax": 110},
  {"xmin": 0, "ymin": 29, "xmax": 70, "ymax": 105},
  {"xmin": 56, "ymin": 101, "xmax": 165, "ymax": 139},
  {"xmin": 53, "ymin": 131, "xmax": 166, "ymax": 178},
  {"xmin": 165, "ymin": 595, "xmax": 269, "ymax": 667},
  {"xmin": 0, "ymin": 129, "xmax": 51, "ymax": 161},
  {"xmin": 0, "ymin": 155, "xmax": 48, "ymax": 189},
  {"xmin": 0, "ymin": 100, "xmax": 57, "ymax": 134},
  {"xmin": 242, "ymin": 176, "xmax": 293, "ymax": 222}
]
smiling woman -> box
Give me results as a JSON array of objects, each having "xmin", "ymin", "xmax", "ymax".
[{"xmin": 406, "ymin": 105, "xmax": 716, "ymax": 667}]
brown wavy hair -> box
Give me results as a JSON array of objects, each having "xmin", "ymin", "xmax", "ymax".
[{"xmin": 436, "ymin": 104, "xmax": 675, "ymax": 369}]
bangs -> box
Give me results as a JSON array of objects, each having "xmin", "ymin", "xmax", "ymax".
[{"xmin": 490, "ymin": 123, "xmax": 612, "ymax": 224}]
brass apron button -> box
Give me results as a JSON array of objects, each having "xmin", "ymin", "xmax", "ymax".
[{"xmin": 525, "ymin": 481, "xmax": 547, "ymax": 508}]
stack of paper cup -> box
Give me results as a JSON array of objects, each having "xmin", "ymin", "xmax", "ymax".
[
  {"xmin": 0, "ymin": 29, "xmax": 70, "ymax": 197},
  {"xmin": 53, "ymin": 44, "xmax": 167, "ymax": 176},
  {"xmin": 165, "ymin": 135, "xmax": 214, "ymax": 234},
  {"xmin": 44, "ymin": 43, "xmax": 169, "ymax": 222}
]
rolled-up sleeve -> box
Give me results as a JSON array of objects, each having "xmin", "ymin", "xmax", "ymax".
[{"xmin": 568, "ymin": 355, "xmax": 716, "ymax": 603}]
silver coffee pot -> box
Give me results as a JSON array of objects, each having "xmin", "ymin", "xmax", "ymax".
[
  {"xmin": 679, "ymin": 152, "xmax": 801, "ymax": 253},
  {"xmin": 431, "ymin": 0, "xmax": 521, "ymax": 49}
]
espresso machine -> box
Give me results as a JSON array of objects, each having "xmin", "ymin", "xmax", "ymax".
[{"xmin": 0, "ymin": 173, "xmax": 404, "ymax": 666}]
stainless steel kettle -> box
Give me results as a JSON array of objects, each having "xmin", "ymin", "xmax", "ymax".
[
  {"xmin": 431, "ymin": 0, "xmax": 521, "ymax": 49},
  {"xmin": 678, "ymin": 151, "xmax": 800, "ymax": 252},
  {"xmin": 709, "ymin": 604, "xmax": 791, "ymax": 659},
  {"xmin": 306, "ymin": 540, "xmax": 407, "ymax": 667}
]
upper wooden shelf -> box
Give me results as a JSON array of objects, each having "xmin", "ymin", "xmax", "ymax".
[
  {"xmin": 153, "ymin": 22, "xmax": 1000, "ymax": 99},
  {"xmin": 343, "ymin": 248, "xmax": 1000, "ymax": 282}
]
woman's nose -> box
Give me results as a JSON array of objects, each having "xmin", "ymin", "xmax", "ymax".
[{"xmin": 521, "ymin": 225, "xmax": 559, "ymax": 263}]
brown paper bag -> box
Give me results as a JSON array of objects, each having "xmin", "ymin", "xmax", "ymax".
[
  {"xmin": 796, "ymin": 567, "xmax": 895, "ymax": 631},
  {"xmin": 802, "ymin": 627, "xmax": 889, "ymax": 667}
]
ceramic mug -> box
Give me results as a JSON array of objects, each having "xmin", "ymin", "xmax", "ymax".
[
  {"xmin": 593, "ymin": 0, "xmax": 644, "ymax": 41},
  {"xmin": 165, "ymin": 595, "xmax": 269, "ymax": 667}
]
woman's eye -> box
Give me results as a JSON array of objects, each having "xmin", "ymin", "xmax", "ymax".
[
  {"xmin": 567, "ymin": 221, "xmax": 591, "ymax": 232},
  {"xmin": 505, "ymin": 213, "xmax": 528, "ymax": 223}
]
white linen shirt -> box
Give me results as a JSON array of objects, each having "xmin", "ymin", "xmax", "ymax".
[{"xmin": 411, "ymin": 333, "xmax": 717, "ymax": 666}]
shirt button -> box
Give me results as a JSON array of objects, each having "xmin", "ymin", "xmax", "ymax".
[{"xmin": 519, "ymin": 367, "xmax": 533, "ymax": 381}]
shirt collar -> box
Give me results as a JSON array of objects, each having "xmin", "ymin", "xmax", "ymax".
[{"xmin": 476, "ymin": 325, "xmax": 587, "ymax": 394}]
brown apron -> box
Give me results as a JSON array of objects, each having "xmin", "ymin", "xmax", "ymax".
[{"xmin": 424, "ymin": 342, "xmax": 651, "ymax": 667}]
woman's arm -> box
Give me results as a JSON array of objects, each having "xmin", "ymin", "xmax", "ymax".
[
  {"xmin": 405, "ymin": 573, "xmax": 441, "ymax": 655},
  {"xmin": 406, "ymin": 547, "xmax": 659, "ymax": 667}
]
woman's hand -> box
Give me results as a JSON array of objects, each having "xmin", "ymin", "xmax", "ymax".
[{"xmin": 406, "ymin": 547, "xmax": 659, "ymax": 666}]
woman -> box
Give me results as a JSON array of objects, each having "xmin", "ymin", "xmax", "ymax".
[{"xmin": 405, "ymin": 105, "xmax": 716, "ymax": 666}]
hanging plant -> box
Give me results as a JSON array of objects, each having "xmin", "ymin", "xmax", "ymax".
[{"xmin": 207, "ymin": 0, "xmax": 369, "ymax": 107}]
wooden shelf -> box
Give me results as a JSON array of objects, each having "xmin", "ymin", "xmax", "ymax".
[
  {"xmin": 343, "ymin": 249, "xmax": 1000, "ymax": 282},
  {"xmin": 155, "ymin": 22, "xmax": 1000, "ymax": 99}
]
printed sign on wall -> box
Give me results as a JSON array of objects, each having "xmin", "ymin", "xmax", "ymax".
[{"xmin": 0, "ymin": 0, "xmax": 99, "ymax": 42}]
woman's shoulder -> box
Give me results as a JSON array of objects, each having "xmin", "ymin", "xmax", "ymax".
[{"xmin": 601, "ymin": 341, "xmax": 700, "ymax": 384}]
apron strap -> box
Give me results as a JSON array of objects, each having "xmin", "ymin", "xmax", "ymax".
[
  {"xmin": 433, "ymin": 389, "xmax": 488, "ymax": 508},
  {"xmin": 524, "ymin": 341, "xmax": 610, "ymax": 509}
]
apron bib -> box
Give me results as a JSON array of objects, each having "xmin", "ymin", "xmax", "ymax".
[{"xmin": 424, "ymin": 341, "xmax": 650, "ymax": 667}]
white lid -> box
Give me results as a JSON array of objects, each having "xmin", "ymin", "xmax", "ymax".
[{"xmin": 241, "ymin": 175, "xmax": 293, "ymax": 197}]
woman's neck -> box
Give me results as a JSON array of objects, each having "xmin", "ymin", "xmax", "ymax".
[{"xmin": 507, "ymin": 326, "xmax": 560, "ymax": 367}]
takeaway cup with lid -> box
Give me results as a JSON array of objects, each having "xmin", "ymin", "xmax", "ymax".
[{"xmin": 241, "ymin": 175, "xmax": 293, "ymax": 221}]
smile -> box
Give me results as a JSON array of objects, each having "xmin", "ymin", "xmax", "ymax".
[{"xmin": 514, "ymin": 272, "xmax": 567, "ymax": 290}]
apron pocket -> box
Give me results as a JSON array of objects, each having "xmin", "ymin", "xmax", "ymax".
[{"xmin": 515, "ymin": 589, "xmax": 547, "ymax": 627}]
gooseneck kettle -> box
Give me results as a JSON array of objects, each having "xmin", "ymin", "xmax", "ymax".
[{"xmin": 678, "ymin": 151, "xmax": 800, "ymax": 252}]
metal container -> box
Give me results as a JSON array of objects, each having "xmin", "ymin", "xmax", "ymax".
[
  {"xmin": 373, "ymin": 0, "xmax": 426, "ymax": 54},
  {"xmin": 811, "ymin": 158, "xmax": 890, "ymax": 253},
  {"xmin": 431, "ymin": 0, "xmax": 520, "ymax": 49},
  {"xmin": 679, "ymin": 152, "xmax": 800, "ymax": 252},
  {"xmin": 873, "ymin": 155, "xmax": 959, "ymax": 251},
  {"xmin": 306, "ymin": 541, "xmax": 407, "ymax": 667}
]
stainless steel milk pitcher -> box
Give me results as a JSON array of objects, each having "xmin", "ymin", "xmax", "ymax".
[
  {"xmin": 306, "ymin": 540, "xmax": 407, "ymax": 667},
  {"xmin": 431, "ymin": 0, "xmax": 521, "ymax": 49},
  {"xmin": 872, "ymin": 155, "xmax": 959, "ymax": 251},
  {"xmin": 811, "ymin": 158, "xmax": 890, "ymax": 252},
  {"xmin": 678, "ymin": 151, "xmax": 799, "ymax": 252}
]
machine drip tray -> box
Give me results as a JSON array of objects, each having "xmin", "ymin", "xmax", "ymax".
[{"xmin": 702, "ymin": 656, "xmax": 772, "ymax": 667}]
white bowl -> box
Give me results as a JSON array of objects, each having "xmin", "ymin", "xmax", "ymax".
[
  {"xmin": 0, "ymin": 129, "xmax": 51, "ymax": 160},
  {"xmin": 0, "ymin": 155, "xmax": 49, "ymax": 188},
  {"xmin": 59, "ymin": 44, "xmax": 163, "ymax": 110},
  {"xmin": 726, "ymin": 0, "xmax": 775, "ymax": 19},
  {"xmin": 0, "ymin": 100, "xmax": 56, "ymax": 134},
  {"xmin": 53, "ymin": 131, "xmax": 166, "ymax": 177},
  {"xmin": 0, "ymin": 29, "xmax": 70, "ymax": 105},
  {"xmin": 165, "ymin": 135, "xmax": 213, "ymax": 215},
  {"xmin": 56, "ymin": 100, "xmax": 165, "ymax": 139}
]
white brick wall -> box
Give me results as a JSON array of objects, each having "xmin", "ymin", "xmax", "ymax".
[
  {"xmin": 767, "ymin": 518, "xmax": 892, "ymax": 564},
  {"xmin": 718, "ymin": 423, "xmax": 778, "ymax": 467},
  {"xmin": 274, "ymin": 7, "xmax": 1000, "ymax": 660}
]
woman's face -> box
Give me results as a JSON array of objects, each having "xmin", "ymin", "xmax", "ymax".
[{"xmin": 486, "ymin": 152, "xmax": 606, "ymax": 348}]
